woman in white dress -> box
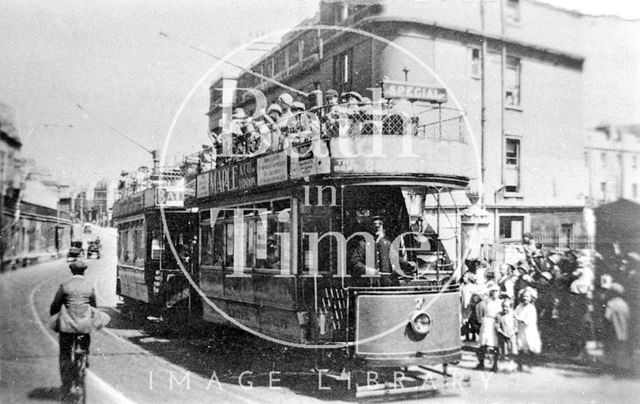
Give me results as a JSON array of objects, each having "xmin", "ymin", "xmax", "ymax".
[
  {"xmin": 515, "ymin": 287, "xmax": 542, "ymax": 371},
  {"xmin": 476, "ymin": 286, "xmax": 502, "ymax": 370}
]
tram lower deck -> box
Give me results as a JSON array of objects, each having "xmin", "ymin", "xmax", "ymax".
[{"xmin": 194, "ymin": 181, "xmax": 462, "ymax": 367}]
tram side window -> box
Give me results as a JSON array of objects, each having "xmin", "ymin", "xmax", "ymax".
[
  {"xmin": 245, "ymin": 218, "xmax": 256, "ymax": 268},
  {"xmin": 151, "ymin": 229, "xmax": 162, "ymax": 260},
  {"xmin": 126, "ymin": 229, "xmax": 134, "ymax": 264},
  {"xmin": 224, "ymin": 222, "xmax": 234, "ymax": 267},
  {"xmin": 255, "ymin": 213, "xmax": 289, "ymax": 270},
  {"xmin": 212, "ymin": 222, "xmax": 224, "ymax": 266},
  {"xmin": 205, "ymin": 201, "xmax": 290, "ymax": 271},
  {"xmin": 200, "ymin": 223, "xmax": 213, "ymax": 266},
  {"xmin": 118, "ymin": 229, "xmax": 126, "ymax": 262},
  {"xmin": 135, "ymin": 227, "xmax": 145, "ymax": 263}
]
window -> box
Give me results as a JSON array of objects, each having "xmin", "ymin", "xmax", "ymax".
[
  {"xmin": 506, "ymin": 0, "xmax": 521, "ymax": 23},
  {"xmin": 633, "ymin": 183, "xmax": 638, "ymax": 199},
  {"xmin": 201, "ymin": 200, "xmax": 291, "ymax": 272},
  {"xmin": 600, "ymin": 182, "xmax": 607, "ymax": 202},
  {"xmin": 560, "ymin": 223, "xmax": 573, "ymax": 248},
  {"xmin": 505, "ymin": 56, "xmax": 521, "ymax": 107},
  {"xmin": 126, "ymin": 230, "xmax": 134, "ymax": 263},
  {"xmin": 334, "ymin": 3, "xmax": 349, "ymax": 24},
  {"xmin": 470, "ymin": 48, "xmax": 481, "ymax": 78},
  {"xmin": 601, "ymin": 152, "xmax": 606, "ymax": 168},
  {"xmin": 584, "ymin": 151, "xmax": 589, "ymax": 167},
  {"xmin": 334, "ymin": 51, "xmax": 351, "ymax": 88},
  {"xmin": 633, "ymin": 155, "xmax": 638, "ymax": 169},
  {"xmin": 504, "ymin": 137, "xmax": 520, "ymax": 193},
  {"xmin": 135, "ymin": 227, "xmax": 145, "ymax": 262},
  {"xmin": 499, "ymin": 216, "xmax": 524, "ymax": 240},
  {"xmin": 505, "ymin": 138, "xmax": 520, "ymax": 165}
]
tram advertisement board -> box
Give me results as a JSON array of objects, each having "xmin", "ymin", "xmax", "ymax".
[
  {"xmin": 196, "ymin": 172, "xmax": 209, "ymax": 198},
  {"xmin": 290, "ymin": 142, "xmax": 330, "ymax": 179},
  {"xmin": 257, "ymin": 151, "xmax": 288, "ymax": 185},
  {"xmin": 382, "ymin": 80, "xmax": 447, "ymax": 103},
  {"xmin": 203, "ymin": 159, "xmax": 257, "ymax": 197}
]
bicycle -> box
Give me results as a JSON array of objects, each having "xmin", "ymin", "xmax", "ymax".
[{"xmin": 68, "ymin": 334, "xmax": 88, "ymax": 404}]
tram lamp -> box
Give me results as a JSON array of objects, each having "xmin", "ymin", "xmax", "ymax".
[{"xmin": 409, "ymin": 310, "xmax": 432, "ymax": 335}]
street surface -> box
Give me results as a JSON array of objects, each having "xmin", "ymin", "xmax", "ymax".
[{"xmin": 1, "ymin": 226, "xmax": 639, "ymax": 403}]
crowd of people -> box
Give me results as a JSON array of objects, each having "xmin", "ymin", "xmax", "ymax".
[
  {"xmin": 208, "ymin": 89, "xmax": 389, "ymax": 163},
  {"xmin": 461, "ymin": 233, "xmax": 639, "ymax": 375}
]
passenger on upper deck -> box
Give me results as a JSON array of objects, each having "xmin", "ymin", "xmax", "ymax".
[
  {"xmin": 277, "ymin": 93, "xmax": 294, "ymax": 135},
  {"xmin": 323, "ymin": 89, "xmax": 341, "ymax": 137},
  {"xmin": 289, "ymin": 101, "xmax": 320, "ymax": 143},
  {"xmin": 345, "ymin": 91, "xmax": 363, "ymax": 136},
  {"xmin": 325, "ymin": 89, "xmax": 339, "ymax": 108},
  {"xmin": 246, "ymin": 109, "xmax": 272, "ymax": 155},
  {"xmin": 266, "ymin": 103, "xmax": 284, "ymax": 151},
  {"xmin": 231, "ymin": 107, "xmax": 250, "ymax": 157},
  {"xmin": 346, "ymin": 91, "xmax": 362, "ymax": 108}
]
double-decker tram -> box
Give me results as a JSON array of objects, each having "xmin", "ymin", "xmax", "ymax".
[
  {"xmin": 187, "ymin": 82, "xmax": 474, "ymax": 397},
  {"xmin": 113, "ymin": 171, "xmax": 198, "ymax": 320}
]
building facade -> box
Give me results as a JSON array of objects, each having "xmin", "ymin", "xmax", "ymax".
[
  {"xmin": 1, "ymin": 102, "xmax": 71, "ymax": 269},
  {"xmin": 586, "ymin": 125, "xmax": 640, "ymax": 206}
]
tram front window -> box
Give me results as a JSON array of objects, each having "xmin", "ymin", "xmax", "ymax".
[{"xmin": 341, "ymin": 185, "xmax": 455, "ymax": 281}]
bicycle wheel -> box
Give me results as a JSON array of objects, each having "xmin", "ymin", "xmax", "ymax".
[{"xmin": 71, "ymin": 338, "xmax": 88, "ymax": 404}]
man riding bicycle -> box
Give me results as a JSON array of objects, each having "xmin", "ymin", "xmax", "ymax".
[{"xmin": 49, "ymin": 260, "xmax": 96, "ymax": 402}]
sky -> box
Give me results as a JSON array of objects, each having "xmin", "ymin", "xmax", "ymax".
[{"xmin": 0, "ymin": 0, "xmax": 638, "ymax": 187}]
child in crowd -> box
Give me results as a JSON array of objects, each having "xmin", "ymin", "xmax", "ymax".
[
  {"xmin": 496, "ymin": 298, "xmax": 519, "ymax": 372},
  {"xmin": 467, "ymin": 293, "xmax": 483, "ymax": 342},
  {"xmin": 476, "ymin": 286, "xmax": 502, "ymax": 370},
  {"xmin": 515, "ymin": 287, "xmax": 542, "ymax": 371}
]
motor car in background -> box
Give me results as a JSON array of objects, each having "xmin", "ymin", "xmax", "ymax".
[
  {"xmin": 86, "ymin": 240, "xmax": 101, "ymax": 259},
  {"xmin": 67, "ymin": 241, "xmax": 84, "ymax": 261},
  {"xmin": 83, "ymin": 223, "xmax": 92, "ymax": 234}
]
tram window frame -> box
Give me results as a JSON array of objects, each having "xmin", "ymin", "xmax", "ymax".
[
  {"xmin": 300, "ymin": 208, "xmax": 335, "ymax": 276},
  {"xmin": 199, "ymin": 220, "xmax": 213, "ymax": 266},
  {"xmin": 135, "ymin": 225, "xmax": 145, "ymax": 264},
  {"xmin": 201, "ymin": 199, "xmax": 291, "ymax": 274},
  {"xmin": 126, "ymin": 229, "xmax": 134, "ymax": 264}
]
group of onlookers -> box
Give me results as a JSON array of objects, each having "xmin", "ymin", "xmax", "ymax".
[{"xmin": 461, "ymin": 233, "xmax": 639, "ymax": 376}]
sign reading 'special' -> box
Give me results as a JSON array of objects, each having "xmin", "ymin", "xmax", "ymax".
[{"xmin": 382, "ymin": 80, "xmax": 447, "ymax": 103}]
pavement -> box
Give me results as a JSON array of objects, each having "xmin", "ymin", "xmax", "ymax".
[{"xmin": 1, "ymin": 225, "xmax": 640, "ymax": 403}]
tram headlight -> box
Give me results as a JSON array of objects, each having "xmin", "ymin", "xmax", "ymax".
[{"xmin": 409, "ymin": 311, "xmax": 431, "ymax": 335}]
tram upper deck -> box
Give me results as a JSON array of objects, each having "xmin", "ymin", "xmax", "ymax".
[{"xmin": 190, "ymin": 95, "xmax": 474, "ymax": 203}]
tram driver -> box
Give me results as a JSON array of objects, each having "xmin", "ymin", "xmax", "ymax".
[{"xmin": 348, "ymin": 215, "xmax": 398, "ymax": 286}]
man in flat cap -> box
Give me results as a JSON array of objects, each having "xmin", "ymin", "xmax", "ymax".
[{"xmin": 50, "ymin": 260, "xmax": 97, "ymax": 402}]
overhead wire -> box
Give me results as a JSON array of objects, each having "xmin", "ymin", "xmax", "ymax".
[{"xmin": 159, "ymin": 31, "xmax": 309, "ymax": 98}]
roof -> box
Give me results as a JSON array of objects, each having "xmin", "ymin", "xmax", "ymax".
[{"xmin": 21, "ymin": 178, "xmax": 59, "ymax": 210}]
